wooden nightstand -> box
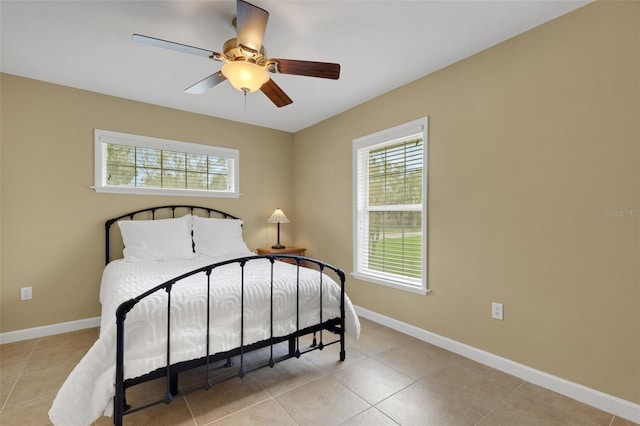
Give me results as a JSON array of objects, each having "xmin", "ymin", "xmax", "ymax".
[{"xmin": 256, "ymin": 246, "xmax": 306, "ymax": 266}]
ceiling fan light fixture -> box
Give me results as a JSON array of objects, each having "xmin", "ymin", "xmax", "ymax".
[{"xmin": 221, "ymin": 61, "xmax": 269, "ymax": 93}]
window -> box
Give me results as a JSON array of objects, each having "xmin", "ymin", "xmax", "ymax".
[
  {"xmin": 94, "ymin": 129, "xmax": 240, "ymax": 198},
  {"xmin": 353, "ymin": 118, "xmax": 428, "ymax": 294}
]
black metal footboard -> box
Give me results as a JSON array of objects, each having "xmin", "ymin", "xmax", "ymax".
[{"xmin": 113, "ymin": 254, "xmax": 346, "ymax": 426}]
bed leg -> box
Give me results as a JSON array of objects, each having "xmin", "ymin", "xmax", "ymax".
[
  {"xmin": 169, "ymin": 372, "xmax": 179, "ymax": 397},
  {"xmin": 289, "ymin": 336, "xmax": 300, "ymax": 358},
  {"xmin": 113, "ymin": 394, "xmax": 129, "ymax": 426},
  {"xmin": 311, "ymin": 332, "xmax": 317, "ymax": 347}
]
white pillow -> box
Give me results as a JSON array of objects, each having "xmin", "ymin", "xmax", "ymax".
[
  {"xmin": 118, "ymin": 214, "xmax": 194, "ymax": 262},
  {"xmin": 192, "ymin": 216, "xmax": 251, "ymax": 259}
]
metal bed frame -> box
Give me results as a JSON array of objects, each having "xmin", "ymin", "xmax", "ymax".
[{"xmin": 105, "ymin": 206, "xmax": 346, "ymax": 426}]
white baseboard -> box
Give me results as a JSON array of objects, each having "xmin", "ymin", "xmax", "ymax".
[
  {"xmin": 354, "ymin": 305, "xmax": 640, "ymax": 424},
  {"xmin": 0, "ymin": 317, "xmax": 101, "ymax": 345}
]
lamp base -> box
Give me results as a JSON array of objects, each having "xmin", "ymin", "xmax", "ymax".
[{"xmin": 271, "ymin": 243, "xmax": 286, "ymax": 249}]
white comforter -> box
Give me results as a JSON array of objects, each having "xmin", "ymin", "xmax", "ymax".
[{"xmin": 49, "ymin": 256, "xmax": 360, "ymax": 426}]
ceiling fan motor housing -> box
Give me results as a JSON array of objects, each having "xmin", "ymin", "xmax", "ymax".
[{"xmin": 223, "ymin": 38, "xmax": 267, "ymax": 65}]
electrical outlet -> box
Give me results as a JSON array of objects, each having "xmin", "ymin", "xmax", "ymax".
[
  {"xmin": 21, "ymin": 286, "xmax": 32, "ymax": 301},
  {"xmin": 492, "ymin": 302, "xmax": 503, "ymax": 320}
]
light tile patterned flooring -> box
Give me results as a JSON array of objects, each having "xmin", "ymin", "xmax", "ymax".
[{"xmin": 1, "ymin": 318, "xmax": 637, "ymax": 425}]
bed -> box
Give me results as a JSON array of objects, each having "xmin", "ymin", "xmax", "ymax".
[{"xmin": 48, "ymin": 205, "xmax": 360, "ymax": 426}]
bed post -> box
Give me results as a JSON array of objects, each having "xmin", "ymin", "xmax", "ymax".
[
  {"xmin": 105, "ymin": 220, "xmax": 114, "ymax": 265},
  {"xmin": 338, "ymin": 269, "xmax": 346, "ymax": 361},
  {"xmin": 164, "ymin": 282, "xmax": 176, "ymax": 403},
  {"xmin": 238, "ymin": 259, "xmax": 246, "ymax": 378},
  {"xmin": 114, "ymin": 298, "xmax": 138, "ymax": 426}
]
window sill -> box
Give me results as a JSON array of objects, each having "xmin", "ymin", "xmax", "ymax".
[
  {"xmin": 351, "ymin": 272, "xmax": 430, "ymax": 295},
  {"xmin": 91, "ymin": 186, "xmax": 241, "ymax": 198}
]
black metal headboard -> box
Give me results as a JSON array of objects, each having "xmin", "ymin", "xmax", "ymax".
[{"xmin": 105, "ymin": 205, "xmax": 240, "ymax": 265}]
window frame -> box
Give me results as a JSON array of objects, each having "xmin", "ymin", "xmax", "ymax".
[
  {"xmin": 352, "ymin": 117, "xmax": 429, "ymax": 295},
  {"xmin": 94, "ymin": 129, "xmax": 240, "ymax": 198}
]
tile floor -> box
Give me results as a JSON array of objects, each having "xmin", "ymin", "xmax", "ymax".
[{"xmin": 1, "ymin": 318, "xmax": 637, "ymax": 425}]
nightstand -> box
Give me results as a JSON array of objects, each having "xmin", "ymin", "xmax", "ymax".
[{"xmin": 256, "ymin": 246, "xmax": 307, "ymax": 266}]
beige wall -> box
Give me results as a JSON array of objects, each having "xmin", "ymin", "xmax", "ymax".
[
  {"xmin": 293, "ymin": 1, "xmax": 639, "ymax": 404},
  {"xmin": 0, "ymin": 74, "xmax": 294, "ymax": 331}
]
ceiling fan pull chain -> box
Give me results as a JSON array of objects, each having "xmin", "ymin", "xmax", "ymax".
[{"xmin": 243, "ymin": 88, "xmax": 248, "ymax": 112}]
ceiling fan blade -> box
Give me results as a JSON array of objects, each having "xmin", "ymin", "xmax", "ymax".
[
  {"xmin": 236, "ymin": 0, "xmax": 269, "ymax": 54},
  {"xmin": 132, "ymin": 34, "xmax": 220, "ymax": 59},
  {"xmin": 261, "ymin": 79, "xmax": 293, "ymax": 108},
  {"xmin": 184, "ymin": 72, "xmax": 227, "ymax": 94},
  {"xmin": 269, "ymin": 59, "xmax": 340, "ymax": 80}
]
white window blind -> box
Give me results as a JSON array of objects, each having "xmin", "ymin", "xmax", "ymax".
[
  {"xmin": 94, "ymin": 130, "xmax": 240, "ymax": 198},
  {"xmin": 353, "ymin": 118, "xmax": 428, "ymax": 294}
]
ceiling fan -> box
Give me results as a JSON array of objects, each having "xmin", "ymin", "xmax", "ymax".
[{"xmin": 133, "ymin": 0, "xmax": 340, "ymax": 108}]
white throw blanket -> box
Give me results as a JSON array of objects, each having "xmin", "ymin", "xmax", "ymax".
[{"xmin": 49, "ymin": 256, "xmax": 360, "ymax": 425}]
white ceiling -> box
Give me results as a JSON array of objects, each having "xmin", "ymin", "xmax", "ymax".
[{"xmin": 1, "ymin": 0, "xmax": 590, "ymax": 133}]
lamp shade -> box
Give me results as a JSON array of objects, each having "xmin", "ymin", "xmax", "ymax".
[
  {"xmin": 221, "ymin": 61, "xmax": 270, "ymax": 93},
  {"xmin": 267, "ymin": 208, "xmax": 289, "ymax": 224}
]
